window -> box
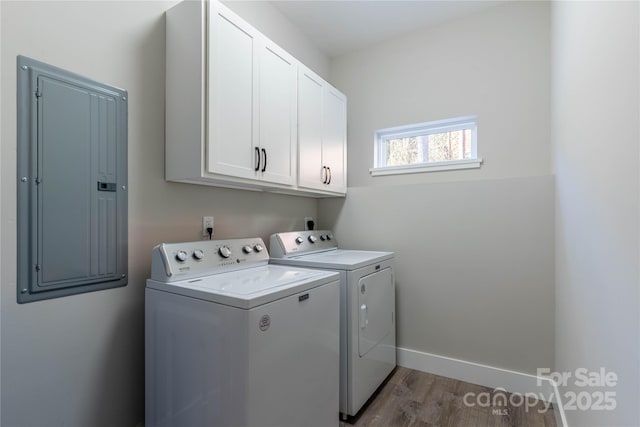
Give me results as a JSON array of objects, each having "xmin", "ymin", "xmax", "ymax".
[{"xmin": 371, "ymin": 115, "xmax": 482, "ymax": 176}]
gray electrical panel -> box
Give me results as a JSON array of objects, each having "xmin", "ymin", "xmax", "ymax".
[{"xmin": 17, "ymin": 56, "xmax": 128, "ymax": 303}]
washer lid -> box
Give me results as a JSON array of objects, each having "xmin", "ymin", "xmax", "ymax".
[
  {"xmin": 272, "ymin": 249, "xmax": 394, "ymax": 270},
  {"xmin": 146, "ymin": 264, "xmax": 338, "ymax": 309}
]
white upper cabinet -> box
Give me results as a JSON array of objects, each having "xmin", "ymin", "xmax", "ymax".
[
  {"xmin": 166, "ymin": 0, "xmax": 345, "ymax": 197},
  {"xmin": 322, "ymin": 86, "xmax": 347, "ymax": 194},
  {"xmin": 298, "ymin": 66, "xmax": 347, "ymax": 195},
  {"xmin": 298, "ymin": 68, "xmax": 324, "ymax": 191},
  {"xmin": 257, "ymin": 44, "xmax": 297, "ymax": 186},
  {"xmin": 207, "ymin": 6, "xmax": 258, "ymax": 181},
  {"xmin": 208, "ymin": 1, "xmax": 297, "ymax": 186}
]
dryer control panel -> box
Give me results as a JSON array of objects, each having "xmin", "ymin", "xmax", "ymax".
[
  {"xmin": 150, "ymin": 238, "xmax": 269, "ymax": 282},
  {"xmin": 270, "ymin": 230, "xmax": 338, "ymax": 258}
]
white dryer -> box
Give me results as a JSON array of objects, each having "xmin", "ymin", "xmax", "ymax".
[
  {"xmin": 145, "ymin": 237, "xmax": 340, "ymax": 427},
  {"xmin": 269, "ymin": 231, "xmax": 396, "ymax": 418}
]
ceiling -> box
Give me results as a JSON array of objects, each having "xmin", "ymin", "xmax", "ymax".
[{"xmin": 269, "ymin": 1, "xmax": 504, "ymax": 58}]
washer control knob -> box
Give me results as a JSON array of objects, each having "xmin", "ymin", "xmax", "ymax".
[
  {"xmin": 242, "ymin": 245, "xmax": 253, "ymax": 254},
  {"xmin": 193, "ymin": 249, "xmax": 205, "ymax": 260},
  {"xmin": 175, "ymin": 250, "xmax": 188, "ymax": 262},
  {"xmin": 326, "ymin": 234, "xmax": 333, "ymax": 241},
  {"xmin": 254, "ymin": 244, "xmax": 264, "ymax": 252},
  {"xmin": 308, "ymin": 235, "xmax": 317, "ymax": 243},
  {"xmin": 295, "ymin": 236, "xmax": 304, "ymax": 244},
  {"xmin": 218, "ymin": 246, "xmax": 232, "ymax": 258},
  {"xmin": 320, "ymin": 235, "xmax": 326, "ymax": 241}
]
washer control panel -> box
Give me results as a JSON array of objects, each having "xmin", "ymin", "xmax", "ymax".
[
  {"xmin": 150, "ymin": 237, "xmax": 269, "ymax": 282},
  {"xmin": 270, "ymin": 230, "xmax": 337, "ymax": 258}
]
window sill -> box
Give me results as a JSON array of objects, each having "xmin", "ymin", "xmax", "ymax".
[{"xmin": 369, "ymin": 158, "xmax": 483, "ymax": 176}]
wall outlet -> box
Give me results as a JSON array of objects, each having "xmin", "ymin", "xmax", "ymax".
[
  {"xmin": 304, "ymin": 217, "xmax": 315, "ymax": 231},
  {"xmin": 203, "ymin": 216, "xmax": 214, "ymax": 238}
]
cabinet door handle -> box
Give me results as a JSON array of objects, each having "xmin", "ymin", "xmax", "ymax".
[
  {"xmin": 254, "ymin": 147, "xmax": 260, "ymax": 172},
  {"xmin": 261, "ymin": 148, "xmax": 267, "ymax": 172},
  {"xmin": 322, "ymin": 166, "xmax": 327, "ymax": 184},
  {"xmin": 327, "ymin": 166, "xmax": 332, "ymax": 185}
]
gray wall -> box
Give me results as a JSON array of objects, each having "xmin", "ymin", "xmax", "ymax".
[
  {"xmin": 320, "ymin": 1, "xmax": 555, "ymax": 374},
  {"xmin": 0, "ymin": 1, "xmax": 325, "ymax": 426},
  {"xmin": 552, "ymin": 1, "xmax": 639, "ymax": 425},
  {"xmin": 331, "ymin": 1, "xmax": 552, "ymax": 189},
  {"xmin": 320, "ymin": 177, "xmax": 555, "ymax": 373}
]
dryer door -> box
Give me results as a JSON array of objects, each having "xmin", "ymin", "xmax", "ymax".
[{"xmin": 357, "ymin": 267, "xmax": 393, "ymax": 357}]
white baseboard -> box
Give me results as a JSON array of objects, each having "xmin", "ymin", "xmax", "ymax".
[{"xmin": 396, "ymin": 347, "xmax": 567, "ymax": 427}]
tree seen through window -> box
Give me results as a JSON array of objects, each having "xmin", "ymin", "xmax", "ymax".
[{"xmin": 385, "ymin": 129, "xmax": 472, "ymax": 166}]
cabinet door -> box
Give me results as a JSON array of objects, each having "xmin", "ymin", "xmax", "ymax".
[
  {"xmin": 258, "ymin": 43, "xmax": 297, "ymax": 186},
  {"xmin": 207, "ymin": 3, "xmax": 259, "ymax": 180},
  {"xmin": 297, "ymin": 66, "xmax": 325, "ymax": 191},
  {"xmin": 323, "ymin": 86, "xmax": 347, "ymax": 194}
]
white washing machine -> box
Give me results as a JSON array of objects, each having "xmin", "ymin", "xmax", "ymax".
[
  {"xmin": 145, "ymin": 237, "xmax": 340, "ymax": 427},
  {"xmin": 269, "ymin": 230, "xmax": 396, "ymax": 418}
]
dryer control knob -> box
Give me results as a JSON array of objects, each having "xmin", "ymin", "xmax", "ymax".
[
  {"xmin": 326, "ymin": 234, "xmax": 333, "ymax": 240},
  {"xmin": 193, "ymin": 249, "xmax": 205, "ymax": 260},
  {"xmin": 320, "ymin": 235, "xmax": 326, "ymax": 241},
  {"xmin": 254, "ymin": 244, "xmax": 264, "ymax": 252},
  {"xmin": 175, "ymin": 250, "xmax": 188, "ymax": 262},
  {"xmin": 295, "ymin": 236, "xmax": 304, "ymax": 244},
  {"xmin": 242, "ymin": 245, "xmax": 253, "ymax": 254},
  {"xmin": 308, "ymin": 235, "xmax": 317, "ymax": 243},
  {"xmin": 218, "ymin": 246, "xmax": 232, "ymax": 258}
]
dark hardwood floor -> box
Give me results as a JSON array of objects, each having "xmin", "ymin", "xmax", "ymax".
[{"xmin": 340, "ymin": 367, "xmax": 557, "ymax": 427}]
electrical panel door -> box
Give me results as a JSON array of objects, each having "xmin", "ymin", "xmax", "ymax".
[{"xmin": 17, "ymin": 56, "xmax": 128, "ymax": 303}]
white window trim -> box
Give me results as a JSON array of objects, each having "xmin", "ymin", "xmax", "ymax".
[
  {"xmin": 370, "ymin": 158, "xmax": 483, "ymax": 176},
  {"xmin": 372, "ymin": 115, "xmax": 481, "ymax": 176}
]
